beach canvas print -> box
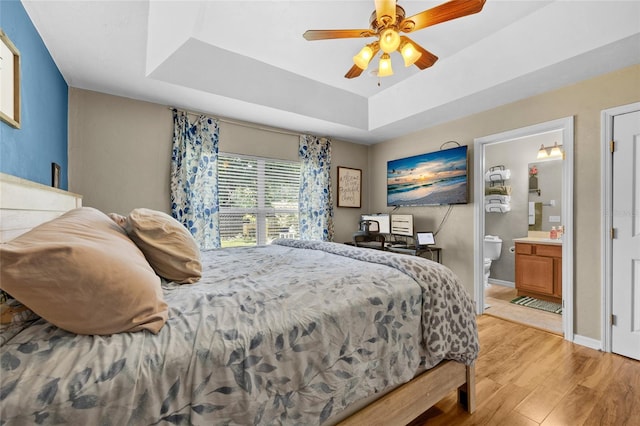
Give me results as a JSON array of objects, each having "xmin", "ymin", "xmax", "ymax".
[{"xmin": 387, "ymin": 145, "xmax": 468, "ymax": 206}]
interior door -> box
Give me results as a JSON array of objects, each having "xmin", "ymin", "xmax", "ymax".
[{"xmin": 612, "ymin": 110, "xmax": 640, "ymax": 360}]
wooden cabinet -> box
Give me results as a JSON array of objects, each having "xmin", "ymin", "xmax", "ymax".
[{"xmin": 515, "ymin": 242, "xmax": 562, "ymax": 303}]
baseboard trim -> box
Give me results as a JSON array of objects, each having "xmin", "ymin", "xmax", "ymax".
[
  {"xmin": 572, "ymin": 334, "xmax": 602, "ymax": 351},
  {"xmin": 487, "ymin": 278, "xmax": 514, "ymax": 288}
]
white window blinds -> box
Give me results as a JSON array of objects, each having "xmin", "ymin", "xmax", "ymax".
[{"xmin": 219, "ymin": 153, "xmax": 300, "ymax": 247}]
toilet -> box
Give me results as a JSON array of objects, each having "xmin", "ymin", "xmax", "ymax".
[{"xmin": 484, "ymin": 235, "xmax": 503, "ymax": 287}]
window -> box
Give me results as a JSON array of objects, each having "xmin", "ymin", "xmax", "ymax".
[{"xmin": 218, "ymin": 153, "xmax": 300, "ymax": 247}]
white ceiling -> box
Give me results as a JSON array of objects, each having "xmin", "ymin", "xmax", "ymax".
[{"xmin": 22, "ymin": 0, "xmax": 640, "ymax": 144}]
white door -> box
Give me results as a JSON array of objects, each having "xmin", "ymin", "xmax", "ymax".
[{"xmin": 612, "ymin": 110, "xmax": 640, "ymax": 360}]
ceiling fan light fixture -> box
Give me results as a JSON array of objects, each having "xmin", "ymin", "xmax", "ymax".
[
  {"xmin": 303, "ymin": 0, "xmax": 487, "ymax": 81},
  {"xmin": 378, "ymin": 53, "xmax": 393, "ymax": 77},
  {"xmin": 379, "ymin": 28, "xmax": 401, "ymax": 53},
  {"xmin": 353, "ymin": 44, "xmax": 375, "ymax": 70},
  {"xmin": 400, "ymin": 41, "xmax": 422, "ymax": 67}
]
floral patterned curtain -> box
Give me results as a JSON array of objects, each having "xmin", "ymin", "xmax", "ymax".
[
  {"xmin": 170, "ymin": 110, "xmax": 220, "ymax": 249},
  {"xmin": 298, "ymin": 135, "xmax": 334, "ymax": 241}
]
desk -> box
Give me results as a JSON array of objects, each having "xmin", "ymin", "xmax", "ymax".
[
  {"xmin": 387, "ymin": 246, "xmax": 442, "ymax": 264},
  {"xmin": 348, "ymin": 241, "xmax": 385, "ymax": 250},
  {"xmin": 344, "ymin": 242, "xmax": 442, "ymax": 264}
]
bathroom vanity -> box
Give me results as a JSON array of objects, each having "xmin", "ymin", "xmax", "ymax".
[{"xmin": 513, "ymin": 237, "xmax": 562, "ymax": 303}]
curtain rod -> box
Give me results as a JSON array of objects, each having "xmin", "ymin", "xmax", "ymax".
[{"xmin": 169, "ymin": 107, "xmax": 301, "ymax": 138}]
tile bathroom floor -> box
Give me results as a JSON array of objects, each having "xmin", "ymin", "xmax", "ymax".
[{"xmin": 484, "ymin": 284, "xmax": 563, "ymax": 335}]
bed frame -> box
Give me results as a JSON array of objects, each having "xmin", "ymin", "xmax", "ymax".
[
  {"xmin": 338, "ymin": 360, "xmax": 475, "ymax": 425},
  {"xmin": 0, "ymin": 173, "xmax": 82, "ymax": 242},
  {"xmin": 0, "ymin": 172, "xmax": 475, "ymax": 425}
]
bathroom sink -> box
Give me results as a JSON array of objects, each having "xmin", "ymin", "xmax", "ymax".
[{"xmin": 513, "ymin": 236, "xmax": 562, "ymax": 245}]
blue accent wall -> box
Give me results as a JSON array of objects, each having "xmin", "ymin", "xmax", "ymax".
[{"xmin": 0, "ymin": 0, "xmax": 68, "ymax": 189}]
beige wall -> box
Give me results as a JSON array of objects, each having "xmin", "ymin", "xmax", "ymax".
[
  {"xmin": 68, "ymin": 89, "xmax": 174, "ymax": 214},
  {"xmin": 68, "ymin": 88, "xmax": 368, "ymax": 243},
  {"xmin": 369, "ymin": 64, "xmax": 640, "ymax": 339}
]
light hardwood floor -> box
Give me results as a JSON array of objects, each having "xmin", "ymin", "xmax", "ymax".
[
  {"xmin": 484, "ymin": 284, "xmax": 562, "ymax": 335},
  {"xmin": 409, "ymin": 315, "xmax": 640, "ymax": 426}
]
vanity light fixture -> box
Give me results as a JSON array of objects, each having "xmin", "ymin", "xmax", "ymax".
[
  {"xmin": 549, "ymin": 143, "xmax": 563, "ymax": 157},
  {"xmin": 537, "ymin": 142, "xmax": 563, "ymax": 160}
]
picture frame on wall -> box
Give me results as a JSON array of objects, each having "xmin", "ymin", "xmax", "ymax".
[
  {"xmin": 51, "ymin": 163, "xmax": 60, "ymax": 188},
  {"xmin": 337, "ymin": 166, "xmax": 361, "ymax": 208},
  {"xmin": 0, "ymin": 29, "xmax": 21, "ymax": 129},
  {"xmin": 387, "ymin": 145, "xmax": 468, "ymax": 206}
]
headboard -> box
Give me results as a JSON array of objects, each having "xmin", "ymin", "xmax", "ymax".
[{"xmin": 0, "ymin": 173, "xmax": 83, "ymax": 243}]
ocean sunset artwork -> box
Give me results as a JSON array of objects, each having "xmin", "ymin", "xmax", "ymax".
[{"xmin": 387, "ymin": 145, "xmax": 468, "ymax": 206}]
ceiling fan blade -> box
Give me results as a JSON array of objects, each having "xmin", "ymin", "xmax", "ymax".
[
  {"xmin": 345, "ymin": 64, "xmax": 365, "ymax": 79},
  {"xmin": 400, "ymin": 36, "xmax": 439, "ymax": 69},
  {"xmin": 413, "ymin": 47, "xmax": 438, "ymax": 70},
  {"xmin": 375, "ymin": 0, "xmax": 397, "ymax": 25},
  {"xmin": 303, "ymin": 29, "xmax": 374, "ymax": 41},
  {"xmin": 401, "ymin": 0, "xmax": 486, "ymax": 33}
]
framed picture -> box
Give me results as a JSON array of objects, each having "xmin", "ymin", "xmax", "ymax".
[
  {"xmin": 51, "ymin": 163, "xmax": 60, "ymax": 188},
  {"xmin": 337, "ymin": 166, "xmax": 361, "ymax": 208},
  {"xmin": 0, "ymin": 29, "xmax": 21, "ymax": 129},
  {"xmin": 387, "ymin": 145, "xmax": 468, "ymax": 206}
]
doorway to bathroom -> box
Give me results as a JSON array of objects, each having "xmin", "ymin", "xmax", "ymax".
[{"xmin": 473, "ymin": 117, "xmax": 574, "ymax": 340}]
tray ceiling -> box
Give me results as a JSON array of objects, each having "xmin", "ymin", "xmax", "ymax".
[{"xmin": 22, "ymin": 0, "xmax": 640, "ymax": 144}]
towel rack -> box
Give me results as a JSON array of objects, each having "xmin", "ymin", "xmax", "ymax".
[
  {"xmin": 485, "ymin": 165, "xmax": 511, "ymax": 213},
  {"xmin": 487, "ymin": 165, "xmax": 507, "ymax": 187}
]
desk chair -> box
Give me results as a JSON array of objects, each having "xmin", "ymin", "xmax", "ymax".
[{"xmin": 353, "ymin": 233, "xmax": 385, "ymax": 249}]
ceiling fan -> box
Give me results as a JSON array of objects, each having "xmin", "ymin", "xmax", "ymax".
[{"xmin": 303, "ymin": 0, "xmax": 486, "ymax": 79}]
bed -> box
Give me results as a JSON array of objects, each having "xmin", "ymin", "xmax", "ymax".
[{"xmin": 0, "ymin": 172, "xmax": 478, "ymax": 425}]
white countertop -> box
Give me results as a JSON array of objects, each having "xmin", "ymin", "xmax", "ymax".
[{"xmin": 513, "ymin": 237, "xmax": 563, "ymax": 245}]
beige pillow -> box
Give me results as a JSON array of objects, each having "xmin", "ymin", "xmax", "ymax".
[
  {"xmin": 124, "ymin": 208, "xmax": 202, "ymax": 284},
  {"xmin": 0, "ymin": 207, "xmax": 168, "ymax": 335},
  {"xmin": 108, "ymin": 212, "xmax": 127, "ymax": 228}
]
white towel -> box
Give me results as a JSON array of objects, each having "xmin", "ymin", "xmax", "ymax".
[
  {"xmin": 485, "ymin": 195, "xmax": 511, "ymax": 204},
  {"xmin": 528, "ymin": 201, "xmax": 535, "ymax": 224},
  {"xmin": 485, "ymin": 203, "xmax": 511, "ymax": 213},
  {"xmin": 484, "ymin": 169, "xmax": 511, "ymax": 182}
]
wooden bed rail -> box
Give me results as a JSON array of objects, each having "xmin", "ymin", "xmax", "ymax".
[{"xmin": 338, "ymin": 361, "xmax": 475, "ymax": 426}]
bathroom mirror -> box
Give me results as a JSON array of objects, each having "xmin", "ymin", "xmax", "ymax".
[{"xmin": 527, "ymin": 160, "xmax": 562, "ymax": 231}]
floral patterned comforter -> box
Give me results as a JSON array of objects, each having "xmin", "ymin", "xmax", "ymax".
[{"xmin": 0, "ymin": 240, "xmax": 478, "ymax": 425}]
